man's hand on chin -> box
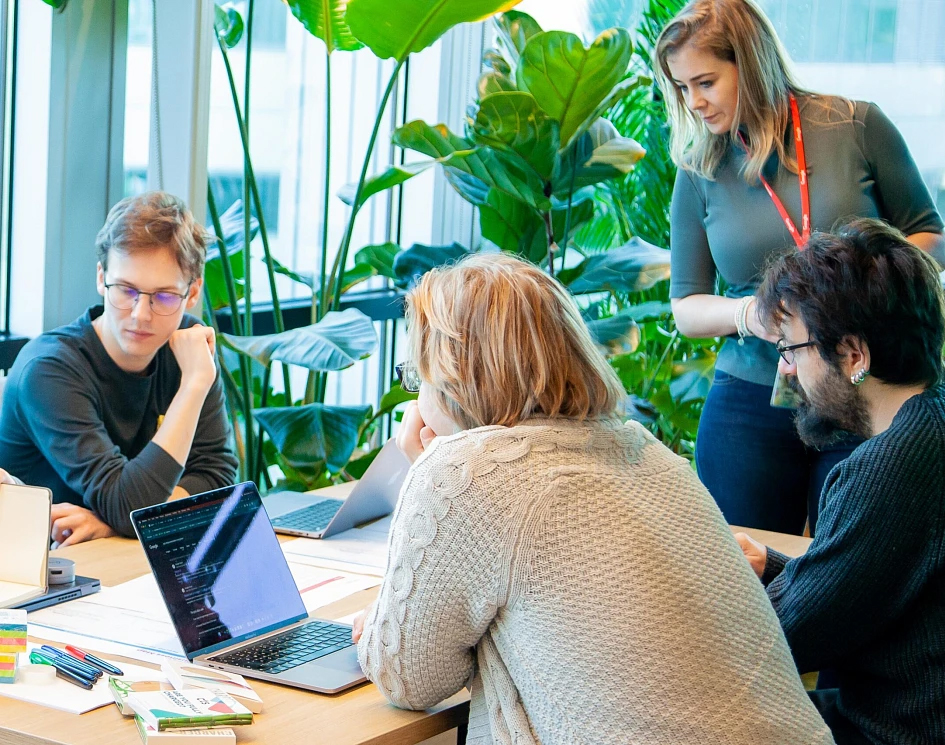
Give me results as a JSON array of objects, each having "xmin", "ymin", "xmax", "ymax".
[{"xmin": 50, "ymin": 503, "xmax": 117, "ymax": 547}]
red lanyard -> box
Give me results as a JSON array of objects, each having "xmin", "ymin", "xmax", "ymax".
[{"xmin": 738, "ymin": 94, "xmax": 810, "ymax": 249}]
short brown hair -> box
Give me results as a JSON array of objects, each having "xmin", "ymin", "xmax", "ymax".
[
  {"xmin": 756, "ymin": 218, "xmax": 945, "ymax": 387},
  {"xmin": 95, "ymin": 191, "xmax": 209, "ymax": 282},
  {"xmin": 406, "ymin": 253, "xmax": 625, "ymax": 429}
]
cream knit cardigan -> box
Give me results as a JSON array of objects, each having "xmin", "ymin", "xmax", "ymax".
[{"xmin": 357, "ymin": 418, "xmax": 834, "ymax": 744}]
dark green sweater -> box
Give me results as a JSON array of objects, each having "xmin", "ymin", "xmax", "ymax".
[
  {"xmin": 0, "ymin": 306, "xmax": 238, "ymax": 537},
  {"xmin": 762, "ymin": 384, "xmax": 945, "ymax": 744}
]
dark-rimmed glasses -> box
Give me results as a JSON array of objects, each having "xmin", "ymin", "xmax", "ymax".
[
  {"xmin": 395, "ymin": 362, "xmax": 421, "ymax": 393},
  {"xmin": 776, "ymin": 339, "xmax": 816, "ymax": 365},
  {"xmin": 104, "ymin": 283, "xmax": 191, "ymax": 316}
]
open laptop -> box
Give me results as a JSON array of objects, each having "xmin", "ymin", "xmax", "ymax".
[
  {"xmin": 263, "ymin": 439, "xmax": 409, "ymax": 539},
  {"xmin": 131, "ymin": 482, "xmax": 366, "ymax": 694}
]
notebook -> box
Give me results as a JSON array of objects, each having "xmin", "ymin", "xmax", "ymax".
[
  {"xmin": 0, "ymin": 483, "xmax": 52, "ymax": 608},
  {"xmin": 262, "ymin": 439, "xmax": 409, "ymax": 539},
  {"xmin": 131, "ymin": 483, "xmax": 366, "ymax": 694}
]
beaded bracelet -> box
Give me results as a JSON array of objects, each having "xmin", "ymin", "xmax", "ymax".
[{"xmin": 735, "ymin": 296, "xmax": 754, "ymax": 345}]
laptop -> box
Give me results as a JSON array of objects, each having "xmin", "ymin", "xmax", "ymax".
[
  {"xmin": 131, "ymin": 482, "xmax": 367, "ymax": 694},
  {"xmin": 15, "ymin": 575, "xmax": 101, "ymax": 612},
  {"xmin": 263, "ymin": 439, "xmax": 409, "ymax": 539}
]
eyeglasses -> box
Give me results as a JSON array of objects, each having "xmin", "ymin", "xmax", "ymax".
[
  {"xmin": 105, "ymin": 283, "xmax": 191, "ymax": 316},
  {"xmin": 395, "ymin": 362, "xmax": 421, "ymax": 393},
  {"xmin": 776, "ymin": 339, "xmax": 817, "ymax": 365}
]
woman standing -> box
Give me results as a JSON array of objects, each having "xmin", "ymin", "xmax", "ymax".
[{"xmin": 654, "ymin": 0, "xmax": 944, "ymax": 535}]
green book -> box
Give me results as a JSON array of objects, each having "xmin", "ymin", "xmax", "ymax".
[{"xmin": 124, "ymin": 689, "xmax": 254, "ymax": 731}]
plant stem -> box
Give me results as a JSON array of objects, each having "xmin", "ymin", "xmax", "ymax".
[
  {"xmin": 217, "ymin": 33, "xmax": 293, "ymax": 405},
  {"xmin": 328, "ymin": 58, "xmax": 405, "ymax": 312},
  {"xmin": 207, "ymin": 185, "xmax": 255, "ymax": 481},
  {"xmin": 560, "ymin": 145, "xmax": 579, "ymax": 274},
  {"xmin": 542, "ymin": 211, "xmax": 556, "ymax": 277},
  {"xmin": 242, "ymin": 0, "xmax": 255, "ymax": 338},
  {"xmin": 642, "ymin": 328, "xmax": 678, "ymax": 399}
]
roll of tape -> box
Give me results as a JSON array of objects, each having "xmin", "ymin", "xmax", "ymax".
[
  {"xmin": 17, "ymin": 664, "xmax": 57, "ymax": 685},
  {"xmin": 48, "ymin": 557, "xmax": 76, "ymax": 585}
]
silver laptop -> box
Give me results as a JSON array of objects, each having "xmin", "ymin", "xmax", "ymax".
[
  {"xmin": 263, "ymin": 439, "xmax": 409, "ymax": 539},
  {"xmin": 131, "ymin": 482, "xmax": 366, "ymax": 694}
]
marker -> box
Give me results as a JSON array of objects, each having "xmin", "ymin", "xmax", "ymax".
[
  {"xmin": 65, "ymin": 645, "xmax": 124, "ymax": 676},
  {"xmin": 29, "ymin": 651, "xmax": 95, "ymax": 690},
  {"xmin": 33, "ymin": 649, "xmax": 98, "ymax": 685},
  {"xmin": 38, "ymin": 645, "xmax": 101, "ymax": 680}
]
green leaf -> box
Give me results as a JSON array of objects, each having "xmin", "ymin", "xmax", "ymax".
[
  {"xmin": 377, "ymin": 382, "xmax": 419, "ymax": 417},
  {"xmin": 558, "ymin": 237, "xmax": 671, "ymax": 294},
  {"xmin": 566, "ymin": 74, "xmax": 651, "ymax": 150},
  {"xmin": 255, "ymin": 403, "xmax": 372, "ymax": 474},
  {"xmin": 342, "ymin": 446, "xmax": 382, "ymax": 479},
  {"xmin": 285, "ymin": 0, "xmax": 364, "ymax": 54},
  {"xmin": 204, "ymin": 200, "xmax": 256, "ymax": 310},
  {"xmin": 478, "ymin": 190, "xmax": 543, "ymax": 258},
  {"xmin": 669, "ymin": 353, "xmax": 717, "ymax": 403},
  {"xmin": 553, "ymin": 119, "xmax": 642, "ymax": 196},
  {"xmin": 339, "ymin": 150, "xmax": 476, "ymax": 208},
  {"xmin": 517, "ymin": 28, "xmax": 632, "ymax": 147},
  {"xmin": 392, "ymin": 243, "xmax": 471, "ymax": 288},
  {"xmin": 477, "ymin": 71, "xmax": 517, "ymax": 98},
  {"xmin": 345, "ymin": 0, "xmax": 522, "ymax": 62},
  {"xmin": 394, "ymin": 120, "xmax": 549, "ymax": 210},
  {"xmin": 41, "ymin": 0, "xmax": 68, "ymax": 8},
  {"xmin": 270, "ymin": 256, "xmax": 315, "ymax": 289},
  {"xmin": 338, "ymin": 262, "xmax": 376, "ymax": 294},
  {"xmin": 584, "ymin": 134, "xmax": 646, "ymax": 174},
  {"xmin": 213, "ymin": 3, "xmax": 244, "ymax": 48},
  {"xmin": 354, "ymin": 242, "xmax": 400, "ymax": 280},
  {"xmin": 587, "ymin": 312, "xmax": 640, "ymax": 355},
  {"xmin": 221, "ymin": 308, "xmax": 378, "ymax": 370},
  {"xmin": 472, "ymin": 92, "xmax": 559, "ymax": 181},
  {"xmin": 494, "ymin": 10, "xmax": 543, "ymax": 68},
  {"xmin": 482, "ymin": 49, "xmax": 512, "ymax": 76}
]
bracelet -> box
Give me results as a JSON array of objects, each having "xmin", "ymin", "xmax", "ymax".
[{"xmin": 735, "ymin": 296, "xmax": 755, "ymax": 345}]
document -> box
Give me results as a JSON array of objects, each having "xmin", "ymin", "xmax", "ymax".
[
  {"xmin": 282, "ymin": 517, "xmax": 391, "ymax": 575},
  {"xmin": 27, "ymin": 553, "xmax": 381, "ymax": 666}
]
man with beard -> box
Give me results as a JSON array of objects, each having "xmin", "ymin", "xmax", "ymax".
[{"xmin": 734, "ymin": 218, "xmax": 945, "ymax": 745}]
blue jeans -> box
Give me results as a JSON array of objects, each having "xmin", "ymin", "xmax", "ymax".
[{"xmin": 695, "ymin": 371, "xmax": 860, "ymax": 536}]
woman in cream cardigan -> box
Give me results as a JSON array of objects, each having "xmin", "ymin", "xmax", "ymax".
[{"xmin": 353, "ymin": 254, "xmax": 832, "ymax": 744}]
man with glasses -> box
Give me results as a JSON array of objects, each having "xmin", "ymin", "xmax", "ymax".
[
  {"xmin": 734, "ymin": 219, "xmax": 945, "ymax": 744},
  {"xmin": 0, "ymin": 192, "xmax": 238, "ymax": 544}
]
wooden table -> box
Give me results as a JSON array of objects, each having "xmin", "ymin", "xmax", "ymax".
[
  {"xmin": 0, "ymin": 533, "xmax": 468, "ymax": 744},
  {"xmin": 0, "ymin": 492, "xmax": 809, "ymax": 745}
]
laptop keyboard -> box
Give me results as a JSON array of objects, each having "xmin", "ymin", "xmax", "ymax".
[
  {"xmin": 270, "ymin": 499, "xmax": 344, "ymax": 533},
  {"xmin": 210, "ymin": 621, "xmax": 354, "ymax": 674}
]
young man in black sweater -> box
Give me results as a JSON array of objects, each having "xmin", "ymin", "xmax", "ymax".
[
  {"xmin": 735, "ymin": 218, "xmax": 945, "ymax": 745},
  {"xmin": 0, "ymin": 192, "xmax": 238, "ymax": 544}
]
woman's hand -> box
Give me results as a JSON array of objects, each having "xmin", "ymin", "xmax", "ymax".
[
  {"xmin": 396, "ymin": 401, "xmax": 437, "ymax": 463},
  {"xmin": 745, "ymin": 297, "xmax": 781, "ymax": 343},
  {"xmin": 351, "ymin": 611, "xmax": 366, "ymax": 643},
  {"xmin": 734, "ymin": 532, "xmax": 768, "ymax": 579}
]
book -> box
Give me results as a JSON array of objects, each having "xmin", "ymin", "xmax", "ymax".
[
  {"xmin": 134, "ymin": 717, "xmax": 236, "ymax": 744},
  {"xmin": 0, "ymin": 485, "xmax": 51, "ymax": 608},
  {"xmin": 110, "ymin": 676, "xmax": 175, "ymax": 716},
  {"xmin": 161, "ymin": 660, "xmax": 263, "ymax": 713},
  {"xmin": 125, "ymin": 689, "xmax": 254, "ymax": 731}
]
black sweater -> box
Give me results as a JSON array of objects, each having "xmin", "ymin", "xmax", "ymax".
[
  {"xmin": 0, "ymin": 306, "xmax": 238, "ymax": 537},
  {"xmin": 762, "ymin": 384, "xmax": 945, "ymax": 745}
]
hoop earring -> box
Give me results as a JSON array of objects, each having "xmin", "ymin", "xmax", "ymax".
[{"xmin": 851, "ymin": 368, "xmax": 870, "ymax": 386}]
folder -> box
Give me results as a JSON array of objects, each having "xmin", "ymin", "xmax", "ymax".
[{"xmin": 0, "ymin": 484, "xmax": 52, "ymax": 608}]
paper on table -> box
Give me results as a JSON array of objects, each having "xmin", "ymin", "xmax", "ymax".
[
  {"xmin": 0, "ymin": 642, "xmax": 167, "ymax": 714},
  {"xmin": 282, "ymin": 517, "xmax": 391, "ymax": 575},
  {"xmin": 27, "ymin": 554, "xmax": 380, "ymax": 665}
]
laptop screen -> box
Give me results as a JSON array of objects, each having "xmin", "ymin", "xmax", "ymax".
[{"xmin": 132, "ymin": 482, "xmax": 308, "ymax": 659}]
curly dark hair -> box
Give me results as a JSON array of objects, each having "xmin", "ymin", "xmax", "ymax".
[{"xmin": 756, "ymin": 218, "xmax": 945, "ymax": 386}]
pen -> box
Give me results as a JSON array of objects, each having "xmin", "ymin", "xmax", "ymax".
[
  {"xmin": 38, "ymin": 645, "xmax": 102, "ymax": 680},
  {"xmin": 65, "ymin": 645, "xmax": 124, "ymax": 676},
  {"xmin": 33, "ymin": 650, "xmax": 98, "ymax": 685},
  {"xmin": 30, "ymin": 651, "xmax": 95, "ymax": 690}
]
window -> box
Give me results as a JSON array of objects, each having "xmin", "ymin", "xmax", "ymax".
[{"xmin": 124, "ymin": 0, "xmax": 152, "ymax": 197}]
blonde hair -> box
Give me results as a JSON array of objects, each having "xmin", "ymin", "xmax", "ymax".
[
  {"xmin": 405, "ymin": 253, "xmax": 625, "ymax": 429},
  {"xmin": 96, "ymin": 191, "xmax": 209, "ymax": 282},
  {"xmin": 654, "ymin": 0, "xmax": 813, "ymax": 183}
]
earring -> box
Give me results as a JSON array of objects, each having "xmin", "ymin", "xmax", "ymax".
[{"xmin": 851, "ymin": 368, "xmax": 870, "ymax": 386}]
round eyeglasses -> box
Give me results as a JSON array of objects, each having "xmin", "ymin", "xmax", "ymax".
[
  {"xmin": 104, "ymin": 283, "xmax": 191, "ymax": 316},
  {"xmin": 395, "ymin": 362, "xmax": 421, "ymax": 393},
  {"xmin": 776, "ymin": 339, "xmax": 816, "ymax": 365}
]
